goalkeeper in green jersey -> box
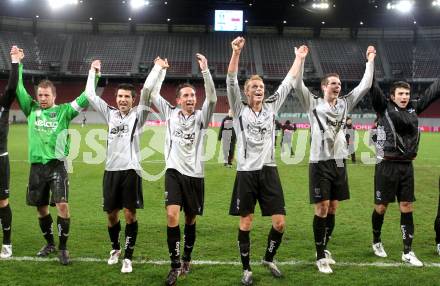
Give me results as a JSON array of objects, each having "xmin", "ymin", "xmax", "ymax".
[{"xmin": 14, "ymin": 47, "xmax": 98, "ymax": 265}]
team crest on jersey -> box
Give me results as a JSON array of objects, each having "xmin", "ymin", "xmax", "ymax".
[{"xmin": 49, "ymin": 112, "xmax": 57, "ymax": 118}]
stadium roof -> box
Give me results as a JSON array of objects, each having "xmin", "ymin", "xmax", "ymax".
[{"xmin": 0, "ymin": 0, "xmax": 438, "ymax": 28}]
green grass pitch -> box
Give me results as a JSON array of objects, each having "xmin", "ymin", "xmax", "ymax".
[{"xmin": 1, "ymin": 124, "xmax": 440, "ymax": 285}]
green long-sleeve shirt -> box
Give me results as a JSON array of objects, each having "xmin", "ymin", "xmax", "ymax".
[{"xmin": 16, "ymin": 63, "xmax": 93, "ymax": 164}]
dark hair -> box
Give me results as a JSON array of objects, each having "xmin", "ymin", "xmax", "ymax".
[
  {"xmin": 390, "ymin": 81, "xmax": 411, "ymax": 96},
  {"xmin": 175, "ymin": 83, "xmax": 196, "ymax": 98},
  {"xmin": 116, "ymin": 83, "xmax": 136, "ymax": 98},
  {"xmin": 320, "ymin": 73, "xmax": 340, "ymax": 87},
  {"xmin": 38, "ymin": 80, "xmax": 57, "ymax": 97}
]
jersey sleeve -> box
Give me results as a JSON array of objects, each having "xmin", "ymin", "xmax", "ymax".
[
  {"xmin": 138, "ymin": 64, "xmax": 163, "ymax": 123},
  {"xmin": 85, "ymin": 69, "xmax": 110, "ymax": 122},
  {"xmin": 151, "ymin": 93, "xmax": 174, "ymax": 120},
  {"xmin": 15, "ymin": 63, "xmax": 35, "ymax": 116},
  {"xmin": 369, "ymin": 77, "xmax": 388, "ymax": 113},
  {"xmin": 0, "ymin": 63, "xmax": 19, "ymax": 109},
  {"xmin": 226, "ymin": 72, "xmax": 243, "ymax": 117},
  {"xmin": 200, "ymin": 69, "xmax": 217, "ymax": 128},
  {"xmin": 292, "ymin": 60, "xmax": 314, "ymax": 111},
  {"xmin": 345, "ymin": 61, "xmax": 374, "ymax": 112},
  {"xmin": 265, "ymin": 74, "xmax": 294, "ymax": 113},
  {"xmin": 416, "ymin": 78, "xmax": 440, "ymax": 114}
]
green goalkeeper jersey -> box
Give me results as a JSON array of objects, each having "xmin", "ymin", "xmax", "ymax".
[{"xmin": 16, "ymin": 63, "xmax": 89, "ymax": 164}]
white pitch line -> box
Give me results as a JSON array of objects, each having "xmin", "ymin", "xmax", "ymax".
[
  {"xmin": 2, "ymin": 256, "xmax": 440, "ymax": 268},
  {"xmin": 9, "ymin": 159, "xmax": 440, "ymax": 168}
]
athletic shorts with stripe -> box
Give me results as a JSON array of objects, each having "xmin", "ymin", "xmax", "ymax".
[
  {"xmin": 103, "ymin": 169, "xmax": 144, "ymax": 212},
  {"xmin": 374, "ymin": 160, "xmax": 415, "ymax": 204},
  {"xmin": 26, "ymin": 159, "xmax": 69, "ymax": 207},
  {"xmin": 165, "ymin": 168, "xmax": 204, "ymax": 216},
  {"xmin": 229, "ymin": 166, "xmax": 286, "ymax": 216},
  {"xmin": 309, "ymin": 159, "xmax": 350, "ymax": 204}
]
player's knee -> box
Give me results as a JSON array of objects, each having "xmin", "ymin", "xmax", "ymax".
[
  {"xmin": 185, "ymin": 214, "xmax": 196, "ymax": 225},
  {"xmin": 0, "ymin": 198, "xmax": 9, "ymax": 208},
  {"xmin": 239, "ymin": 215, "xmax": 253, "ymax": 230},
  {"xmin": 273, "ymin": 219, "xmax": 285, "ymax": 232},
  {"xmin": 315, "ymin": 202, "xmax": 329, "ymax": 217},
  {"xmin": 375, "ymin": 204, "xmax": 387, "ymax": 214},
  {"xmin": 56, "ymin": 203, "xmax": 70, "ymax": 218},
  {"xmin": 167, "ymin": 211, "xmax": 179, "ymax": 225},
  {"xmin": 400, "ymin": 202, "xmax": 413, "ymax": 212},
  {"xmin": 124, "ymin": 209, "xmax": 136, "ymax": 223},
  {"xmin": 37, "ymin": 205, "xmax": 49, "ymax": 217}
]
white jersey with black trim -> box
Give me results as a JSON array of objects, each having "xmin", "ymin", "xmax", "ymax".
[
  {"xmin": 85, "ymin": 64, "xmax": 163, "ymax": 171},
  {"xmin": 293, "ymin": 61, "xmax": 374, "ymax": 162},
  {"xmin": 152, "ymin": 69, "xmax": 217, "ymax": 178},
  {"xmin": 226, "ymin": 72, "xmax": 294, "ymax": 171}
]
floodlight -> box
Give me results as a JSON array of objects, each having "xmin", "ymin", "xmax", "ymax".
[
  {"xmin": 130, "ymin": 0, "xmax": 149, "ymax": 9},
  {"xmin": 47, "ymin": 0, "xmax": 78, "ymax": 10},
  {"xmin": 433, "ymin": 0, "xmax": 440, "ymax": 6},
  {"xmin": 312, "ymin": 2, "xmax": 330, "ymax": 9},
  {"xmin": 386, "ymin": 1, "xmax": 414, "ymax": 13}
]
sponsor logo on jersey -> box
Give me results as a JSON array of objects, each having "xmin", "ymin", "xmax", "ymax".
[
  {"xmin": 110, "ymin": 124, "xmax": 129, "ymax": 135},
  {"xmin": 326, "ymin": 117, "xmax": 344, "ymax": 128},
  {"xmin": 34, "ymin": 119, "xmax": 59, "ymax": 129},
  {"xmin": 173, "ymin": 129, "xmax": 196, "ymax": 145}
]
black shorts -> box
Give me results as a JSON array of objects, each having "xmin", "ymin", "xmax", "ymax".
[
  {"xmin": 309, "ymin": 160, "xmax": 350, "ymax": 204},
  {"xmin": 103, "ymin": 169, "xmax": 144, "ymax": 212},
  {"xmin": 165, "ymin": 169, "xmax": 204, "ymax": 216},
  {"xmin": 374, "ymin": 160, "xmax": 415, "ymax": 204},
  {"xmin": 229, "ymin": 166, "xmax": 286, "ymax": 217},
  {"xmin": 26, "ymin": 160, "xmax": 69, "ymax": 207},
  {"xmin": 0, "ymin": 154, "xmax": 10, "ymax": 200}
]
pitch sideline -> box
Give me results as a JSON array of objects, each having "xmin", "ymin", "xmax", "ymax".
[{"xmin": 2, "ymin": 256, "xmax": 440, "ymax": 268}]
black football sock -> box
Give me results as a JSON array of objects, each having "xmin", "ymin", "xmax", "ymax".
[
  {"xmin": 324, "ymin": 213, "xmax": 335, "ymax": 248},
  {"xmin": 167, "ymin": 225, "xmax": 181, "ymax": 269},
  {"xmin": 401, "ymin": 212, "xmax": 414, "ymax": 254},
  {"xmin": 0, "ymin": 204, "xmax": 12, "ymax": 245},
  {"xmin": 108, "ymin": 221, "xmax": 121, "ymax": 250},
  {"xmin": 313, "ymin": 215, "xmax": 326, "ymax": 260},
  {"xmin": 264, "ymin": 226, "xmax": 284, "ymax": 262},
  {"xmin": 182, "ymin": 223, "xmax": 196, "ymax": 262},
  {"xmin": 372, "ymin": 209, "xmax": 385, "ymax": 244},
  {"xmin": 124, "ymin": 221, "xmax": 138, "ymax": 260},
  {"xmin": 57, "ymin": 216, "xmax": 70, "ymax": 251},
  {"xmin": 238, "ymin": 229, "xmax": 251, "ymax": 271},
  {"xmin": 39, "ymin": 214, "xmax": 54, "ymax": 245}
]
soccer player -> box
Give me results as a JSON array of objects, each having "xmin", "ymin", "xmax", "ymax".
[
  {"xmin": 15, "ymin": 48, "xmax": 99, "ymax": 265},
  {"xmin": 280, "ymin": 120, "xmax": 296, "ymax": 157},
  {"xmin": 292, "ymin": 44, "xmax": 375, "ymax": 273},
  {"xmin": 218, "ymin": 109, "xmax": 236, "ymax": 167},
  {"xmin": 84, "ymin": 58, "xmax": 167, "ymax": 272},
  {"xmin": 344, "ymin": 117, "xmax": 356, "ymax": 163},
  {"xmin": 369, "ymin": 76, "xmax": 440, "ymax": 266},
  {"xmin": 149, "ymin": 53, "xmax": 217, "ymax": 286},
  {"xmin": 0, "ymin": 46, "xmax": 22, "ymax": 259},
  {"xmin": 227, "ymin": 36, "xmax": 296, "ymax": 285}
]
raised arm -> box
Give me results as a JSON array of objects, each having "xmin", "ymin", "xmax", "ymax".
[
  {"xmin": 1, "ymin": 46, "xmax": 21, "ymax": 109},
  {"xmin": 149, "ymin": 59, "xmax": 174, "ymax": 119},
  {"xmin": 415, "ymin": 78, "xmax": 440, "ymax": 114},
  {"xmin": 267, "ymin": 47, "xmax": 300, "ymax": 113},
  {"xmin": 345, "ymin": 46, "xmax": 376, "ymax": 111},
  {"xmin": 13, "ymin": 47, "xmax": 34, "ymax": 116},
  {"xmin": 226, "ymin": 37, "xmax": 245, "ymax": 115},
  {"xmin": 85, "ymin": 60, "xmax": 110, "ymax": 121},
  {"xmin": 369, "ymin": 77, "xmax": 387, "ymax": 113},
  {"xmin": 198, "ymin": 53, "xmax": 217, "ymax": 127},
  {"xmin": 291, "ymin": 45, "xmax": 313, "ymax": 110},
  {"xmin": 138, "ymin": 57, "xmax": 169, "ymax": 122}
]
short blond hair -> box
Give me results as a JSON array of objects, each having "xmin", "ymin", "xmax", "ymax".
[{"xmin": 244, "ymin": 75, "xmax": 264, "ymax": 92}]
